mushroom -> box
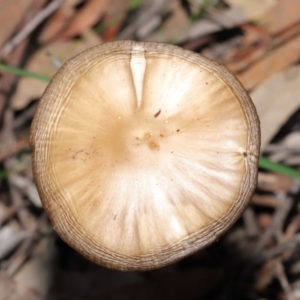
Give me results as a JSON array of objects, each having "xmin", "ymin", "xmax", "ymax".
[{"xmin": 30, "ymin": 41, "xmax": 260, "ymax": 271}]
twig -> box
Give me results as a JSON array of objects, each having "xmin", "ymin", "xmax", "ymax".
[
  {"xmin": 13, "ymin": 104, "xmax": 37, "ymax": 129},
  {"xmin": 10, "ymin": 174, "xmax": 42, "ymax": 208},
  {"xmin": 3, "ymin": 214, "xmax": 47, "ymax": 276},
  {"xmin": 0, "ymin": 203, "xmax": 25, "ymax": 227},
  {"xmin": 0, "ymin": 223, "xmax": 28, "ymax": 261},
  {"xmin": 275, "ymin": 260, "xmax": 294, "ymax": 300},
  {"xmin": 0, "ymin": 1, "xmax": 46, "ymax": 117},
  {"xmin": 251, "ymin": 194, "xmax": 278, "ymax": 208},
  {"xmin": 254, "ymin": 234, "xmax": 300, "ymax": 265},
  {"xmin": 8, "ymin": 186, "xmax": 31, "ymax": 230},
  {"xmin": 2, "ymin": 110, "xmax": 32, "ymax": 230},
  {"xmin": 0, "ymin": 139, "xmax": 27, "ymax": 163},
  {"xmin": 243, "ymin": 206, "xmax": 260, "ymax": 238},
  {"xmin": 0, "ymin": 44, "xmax": 27, "ymax": 118},
  {"xmin": 118, "ymin": 0, "xmax": 171, "ymax": 39},
  {"xmin": 283, "ymin": 214, "xmax": 300, "ymax": 242},
  {"xmin": 240, "ymin": 233, "xmax": 300, "ymax": 277},
  {"xmin": 253, "ymin": 193, "xmax": 292, "ymax": 254},
  {"xmin": 0, "ymin": 0, "xmax": 65, "ymax": 59}
]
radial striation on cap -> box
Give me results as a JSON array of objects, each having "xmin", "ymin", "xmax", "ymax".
[{"xmin": 30, "ymin": 41, "xmax": 260, "ymax": 271}]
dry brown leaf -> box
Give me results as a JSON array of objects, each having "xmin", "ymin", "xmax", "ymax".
[
  {"xmin": 257, "ymin": 212, "xmax": 272, "ymax": 229},
  {"xmin": 14, "ymin": 237, "xmax": 56, "ymax": 300},
  {"xmin": 58, "ymin": 0, "xmax": 110, "ymax": 39},
  {"xmin": 145, "ymin": 0, "xmax": 190, "ymax": 43},
  {"xmin": 118, "ymin": 0, "xmax": 170, "ymax": 39},
  {"xmin": 0, "ymin": 221, "xmax": 27, "ymax": 260},
  {"xmin": 0, "ymin": 272, "xmax": 46, "ymax": 300},
  {"xmin": 102, "ymin": 0, "xmax": 130, "ymax": 41},
  {"xmin": 185, "ymin": 8, "xmax": 245, "ymax": 42},
  {"xmin": 0, "ymin": 274, "xmax": 17, "ymax": 300},
  {"xmin": 224, "ymin": 0, "xmax": 277, "ymax": 20},
  {"xmin": 253, "ymin": 260, "xmax": 276, "ymax": 291},
  {"xmin": 250, "ymin": 65, "xmax": 300, "ymax": 149},
  {"xmin": 10, "ymin": 174, "xmax": 41, "ymax": 207},
  {"xmin": 39, "ymin": 0, "xmax": 82, "ymax": 44},
  {"xmin": 237, "ymin": 33, "xmax": 300, "ymax": 90},
  {"xmin": 261, "ymin": 0, "xmax": 300, "ymax": 34},
  {"xmin": 225, "ymin": 0, "xmax": 300, "ymax": 89},
  {"xmin": 0, "ymin": 202, "xmax": 9, "ymax": 224},
  {"xmin": 12, "ymin": 32, "xmax": 101, "ymax": 110},
  {"xmin": 0, "ymin": 0, "xmax": 34, "ymax": 48},
  {"xmin": 282, "ymin": 132, "xmax": 300, "ymax": 150},
  {"xmin": 252, "ymin": 194, "xmax": 278, "ymax": 208},
  {"xmin": 258, "ymin": 173, "xmax": 293, "ymax": 192}
]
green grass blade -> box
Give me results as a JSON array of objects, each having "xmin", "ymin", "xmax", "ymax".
[
  {"xmin": 0, "ymin": 62, "xmax": 51, "ymax": 82},
  {"xmin": 259, "ymin": 156, "xmax": 300, "ymax": 180}
]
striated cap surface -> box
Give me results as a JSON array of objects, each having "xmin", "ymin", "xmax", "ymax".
[{"xmin": 30, "ymin": 41, "xmax": 260, "ymax": 271}]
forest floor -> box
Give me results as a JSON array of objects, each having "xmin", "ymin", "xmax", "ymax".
[{"xmin": 1, "ymin": 0, "xmax": 300, "ymax": 299}]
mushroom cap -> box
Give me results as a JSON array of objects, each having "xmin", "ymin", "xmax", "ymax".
[{"xmin": 30, "ymin": 41, "xmax": 260, "ymax": 271}]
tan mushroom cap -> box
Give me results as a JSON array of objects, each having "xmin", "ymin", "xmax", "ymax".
[{"xmin": 30, "ymin": 41, "xmax": 260, "ymax": 271}]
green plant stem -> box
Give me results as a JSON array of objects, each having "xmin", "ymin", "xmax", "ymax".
[
  {"xmin": 0, "ymin": 62, "xmax": 51, "ymax": 82},
  {"xmin": 259, "ymin": 156, "xmax": 300, "ymax": 180}
]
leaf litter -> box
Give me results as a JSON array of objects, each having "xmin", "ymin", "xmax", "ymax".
[{"xmin": 1, "ymin": 0, "xmax": 300, "ymax": 299}]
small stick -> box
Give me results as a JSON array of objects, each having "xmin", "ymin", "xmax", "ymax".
[
  {"xmin": 275, "ymin": 260, "xmax": 294, "ymax": 300},
  {"xmin": 253, "ymin": 192, "xmax": 293, "ymax": 254},
  {"xmin": 0, "ymin": 139, "xmax": 27, "ymax": 163},
  {"xmin": 262, "ymin": 234, "xmax": 300, "ymax": 261},
  {"xmin": 243, "ymin": 206, "xmax": 259, "ymax": 238},
  {"xmin": 0, "ymin": 203, "xmax": 25, "ymax": 227},
  {"xmin": 3, "ymin": 214, "xmax": 47, "ymax": 276},
  {"xmin": 0, "ymin": 0, "xmax": 65, "ymax": 59}
]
